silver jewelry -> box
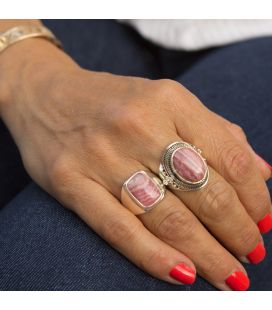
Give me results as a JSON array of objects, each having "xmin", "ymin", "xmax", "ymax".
[{"xmin": 159, "ymin": 141, "xmax": 209, "ymax": 191}]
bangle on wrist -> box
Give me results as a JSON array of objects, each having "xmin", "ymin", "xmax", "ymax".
[{"xmin": 0, "ymin": 25, "xmax": 62, "ymax": 54}]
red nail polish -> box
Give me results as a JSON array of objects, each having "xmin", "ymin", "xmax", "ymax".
[
  {"xmin": 258, "ymin": 214, "xmax": 272, "ymax": 234},
  {"xmin": 247, "ymin": 242, "xmax": 266, "ymax": 264},
  {"xmin": 169, "ymin": 263, "xmax": 196, "ymax": 285},
  {"xmin": 225, "ymin": 271, "xmax": 250, "ymax": 291}
]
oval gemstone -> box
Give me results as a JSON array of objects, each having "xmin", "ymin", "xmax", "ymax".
[
  {"xmin": 127, "ymin": 172, "xmax": 162, "ymax": 209},
  {"xmin": 172, "ymin": 147, "xmax": 206, "ymax": 182}
]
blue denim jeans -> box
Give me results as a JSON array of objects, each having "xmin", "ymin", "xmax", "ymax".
[{"xmin": 0, "ymin": 20, "xmax": 272, "ymax": 290}]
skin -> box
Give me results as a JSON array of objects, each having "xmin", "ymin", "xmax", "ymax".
[{"xmin": 0, "ymin": 20, "xmax": 271, "ymax": 290}]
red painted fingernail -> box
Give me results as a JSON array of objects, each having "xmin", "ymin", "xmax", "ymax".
[
  {"xmin": 225, "ymin": 271, "xmax": 250, "ymax": 291},
  {"xmin": 246, "ymin": 242, "xmax": 266, "ymax": 264},
  {"xmin": 258, "ymin": 214, "xmax": 272, "ymax": 234},
  {"xmin": 169, "ymin": 263, "xmax": 196, "ymax": 285}
]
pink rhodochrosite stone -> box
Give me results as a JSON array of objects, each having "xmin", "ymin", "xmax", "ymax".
[
  {"xmin": 127, "ymin": 172, "xmax": 161, "ymax": 209},
  {"xmin": 172, "ymin": 147, "xmax": 206, "ymax": 182}
]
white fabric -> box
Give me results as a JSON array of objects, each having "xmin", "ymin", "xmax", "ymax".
[{"xmin": 121, "ymin": 19, "xmax": 272, "ymax": 51}]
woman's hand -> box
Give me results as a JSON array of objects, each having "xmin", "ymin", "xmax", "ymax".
[{"xmin": 0, "ymin": 38, "xmax": 271, "ymax": 291}]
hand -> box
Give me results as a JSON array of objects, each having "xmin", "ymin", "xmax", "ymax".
[{"xmin": 0, "ymin": 38, "xmax": 271, "ymax": 291}]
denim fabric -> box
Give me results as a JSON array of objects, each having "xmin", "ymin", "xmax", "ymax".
[
  {"xmin": 0, "ymin": 20, "xmax": 272, "ymax": 290},
  {"xmin": 0, "ymin": 183, "xmax": 213, "ymax": 290}
]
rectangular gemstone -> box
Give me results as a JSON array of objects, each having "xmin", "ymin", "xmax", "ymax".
[{"xmin": 126, "ymin": 171, "xmax": 162, "ymax": 210}]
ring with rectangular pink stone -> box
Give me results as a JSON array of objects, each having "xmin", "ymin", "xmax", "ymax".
[
  {"xmin": 121, "ymin": 171, "xmax": 166, "ymax": 215},
  {"xmin": 159, "ymin": 141, "xmax": 209, "ymax": 191}
]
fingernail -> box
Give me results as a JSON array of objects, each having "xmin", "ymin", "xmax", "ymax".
[
  {"xmin": 246, "ymin": 242, "xmax": 266, "ymax": 264},
  {"xmin": 255, "ymin": 154, "xmax": 272, "ymax": 175},
  {"xmin": 169, "ymin": 263, "xmax": 196, "ymax": 285},
  {"xmin": 258, "ymin": 214, "xmax": 272, "ymax": 234},
  {"xmin": 225, "ymin": 271, "xmax": 250, "ymax": 291}
]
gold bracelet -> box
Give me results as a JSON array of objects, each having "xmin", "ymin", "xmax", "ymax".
[{"xmin": 0, "ymin": 25, "xmax": 62, "ymax": 54}]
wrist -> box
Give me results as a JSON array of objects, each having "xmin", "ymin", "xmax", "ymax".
[{"xmin": 0, "ymin": 36, "xmax": 79, "ymax": 116}]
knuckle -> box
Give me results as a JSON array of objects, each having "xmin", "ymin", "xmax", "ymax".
[
  {"xmin": 156, "ymin": 79, "xmax": 181, "ymax": 90},
  {"xmin": 197, "ymin": 180, "xmax": 235, "ymax": 223},
  {"xmin": 156, "ymin": 207, "xmax": 194, "ymax": 241},
  {"xmin": 155, "ymin": 79, "xmax": 184, "ymax": 98},
  {"xmin": 200, "ymin": 253, "xmax": 228, "ymax": 278},
  {"xmin": 110, "ymin": 104, "xmax": 147, "ymax": 134},
  {"xmin": 101, "ymin": 214, "xmax": 138, "ymax": 248},
  {"xmin": 48, "ymin": 155, "xmax": 80, "ymax": 202},
  {"xmin": 228, "ymin": 123, "xmax": 247, "ymax": 141},
  {"xmin": 152, "ymin": 79, "xmax": 196, "ymax": 113},
  {"xmin": 249, "ymin": 190, "xmax": 270, "ymax": 218},
  {"xmin": 49, "ymin": 154, "xmax": 75, "ymax": 189},
  {"xmin": 139, "ymin": 249, "xmax": 169, "ymax": 273},
  {"xmin": 239, "ymin": 226, "xmax": 260, "ymax": 251},
  {"xmin": 220, "ymin": 142, "xmax": 252, "ymax": 184}
]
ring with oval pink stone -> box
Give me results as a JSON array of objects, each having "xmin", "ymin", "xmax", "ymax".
[
  {"xmin": 159, "ymin": 141, "xmax": 209, "ymax": 191},
  {"xmin": 121, "ymin": 171, "xmax": 166, "ymax": 215}
]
